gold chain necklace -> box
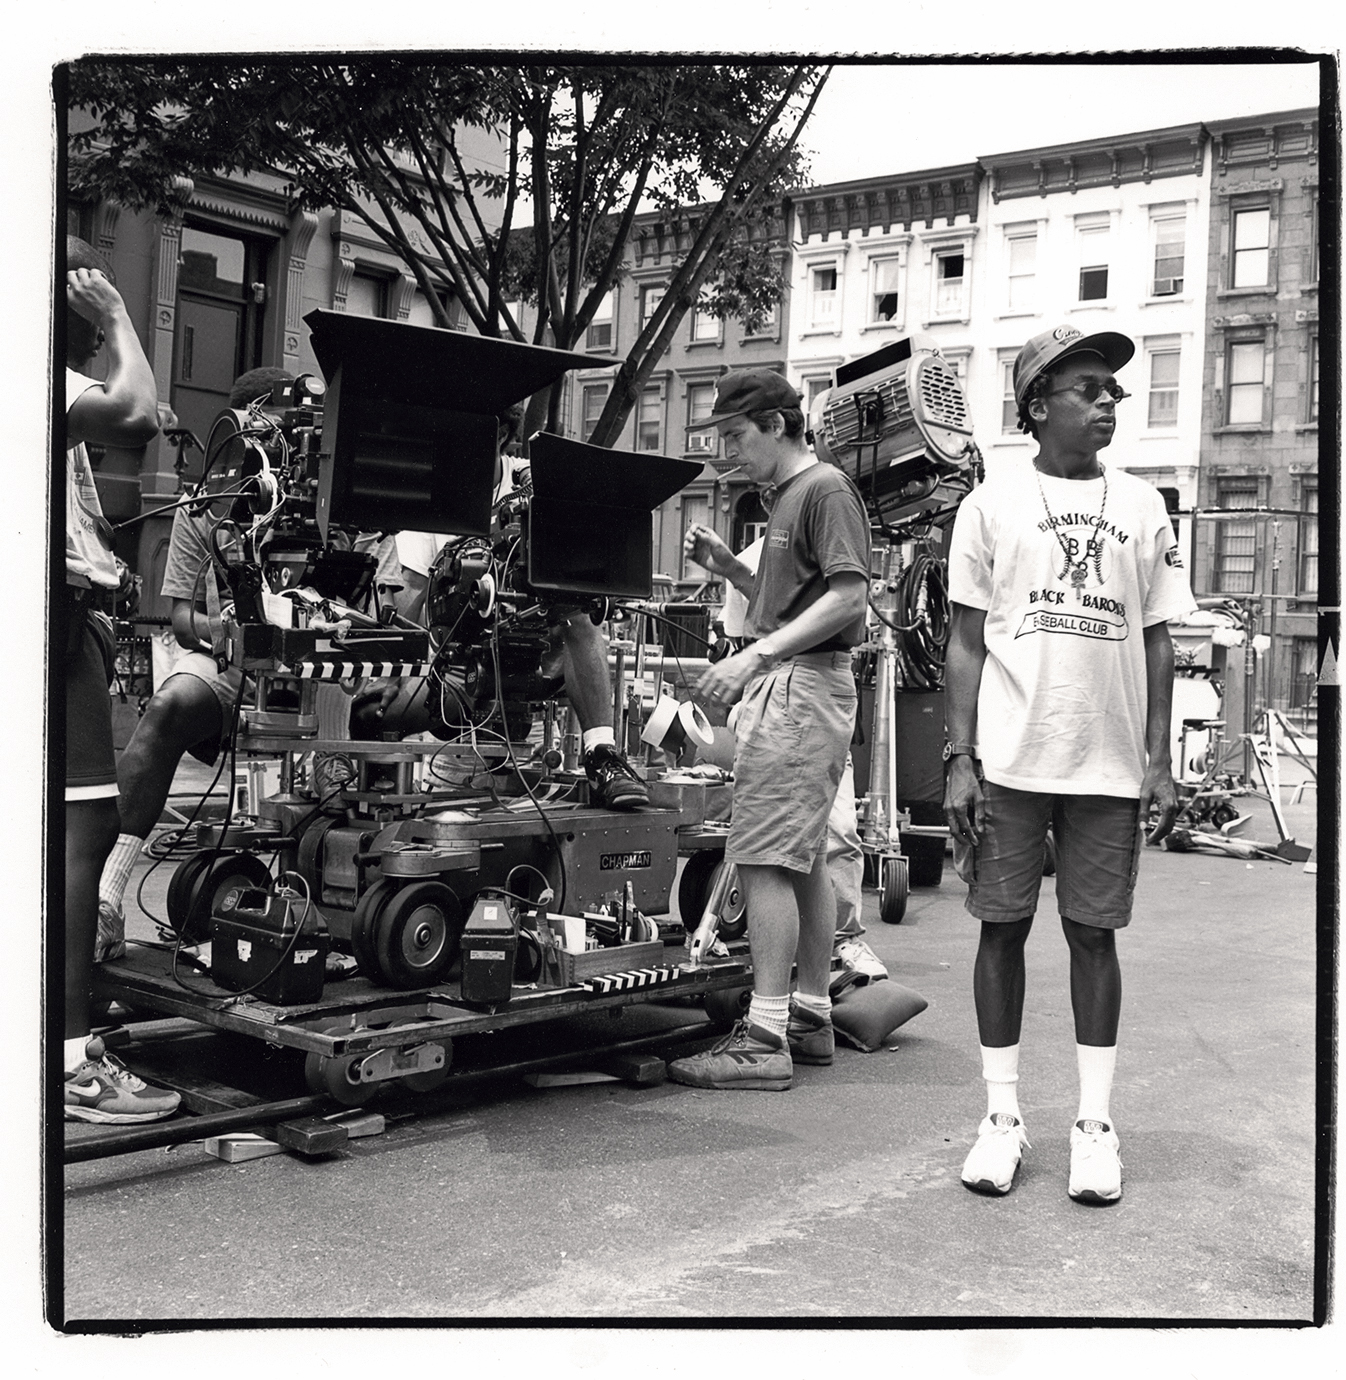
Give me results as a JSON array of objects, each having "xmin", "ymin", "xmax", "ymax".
[{"xmin": 1033, "ymin": 462, "xmax": 1108, "ymax": 602}]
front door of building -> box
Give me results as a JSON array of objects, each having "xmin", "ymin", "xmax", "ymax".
[{"xmin": 171, "ymin": 224, "xmax": 267, "ymax": 481}]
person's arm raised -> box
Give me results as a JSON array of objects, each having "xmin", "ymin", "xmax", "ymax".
[{"xmin": 66, "ymin": 269, "xmax": 160, "ymax": 448}]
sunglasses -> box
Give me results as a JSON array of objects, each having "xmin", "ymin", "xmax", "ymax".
[{"xmin": 1046, "ymin": 379, "xmax": 1131, "ymax": 404}]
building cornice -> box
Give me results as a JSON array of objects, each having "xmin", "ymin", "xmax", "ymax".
[
  {"xmin": 792, "ymin": 164, "xmax": 982, "ymax": 241},
  {"xmin": 187, "ymin": 174, "xmax": 293, "ymax": 235},
  {"xmin": 982, "ymin": 123, "xmax": 1207, "ymax": 203}
]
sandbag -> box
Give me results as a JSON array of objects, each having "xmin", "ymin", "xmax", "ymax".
[{"xmin": 831, "ymin": 981, "xmax": 928, "ymax": 1052}]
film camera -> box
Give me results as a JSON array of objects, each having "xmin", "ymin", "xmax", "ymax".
[{"xmin": 199, "ymin": 309, "xmax": 699, "ymax": 741}]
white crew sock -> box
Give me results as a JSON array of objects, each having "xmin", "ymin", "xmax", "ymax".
[
  {"xmin": 1076, "ymin": 1043, "xmax": 1117, "ymax": 1125},
  {"xmin": 64, "ymin": 1036, "xmax": 92, "ymax": 1074},
  {"xmin": 792, "ymin": 990, "xmax": 832, "ymax": 1021},
  {"xmin": 747, "ymin": 993, "xmax": 790, "ymax": 1042},
  {"xmin": 98, "ymin": 833, "xmax": 142, "ymax": 912},
  {"xmin": 981, "ymin": 1043, "xmax": 1022, "ymax": 1121},
  {"xmin": 582, "ymin": 727, "xmax": 615, "ymax": 755}
]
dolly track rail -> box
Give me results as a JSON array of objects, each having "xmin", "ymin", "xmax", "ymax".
[{"xmin": 64, "ymin": 1020, "xmax": 721, "ymax": 1164}]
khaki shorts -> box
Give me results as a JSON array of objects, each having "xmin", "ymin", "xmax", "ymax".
[
  {"xmin": 727, "ymin": 651, "xmax": 856, "ymax": 874},
  {"xmin": 954, "ymin": 779, "xmax": 1143, "ymax": 929}
]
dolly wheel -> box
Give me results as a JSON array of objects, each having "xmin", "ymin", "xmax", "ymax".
[
  {"xmin": 174, "ymin": 851, "xmax": 273, "ymax": 944},
  {"xmin": 878, "ymin": 855, "xmax": 909, "ymax": 925},
  {"xmin": 304, "ymin": 1025, "xmax": 377, "ymax": 1108},
  {"xmin": 350, "ymin": 878, "xmax": 398, "ymax": 979},
  {"xmin": 372, "ymin": 881, "xmax": 463, "ymax": 990},
  {"xmin": 164, "ymin": 852, "xmax": 215, "ymax": 942},
  {"xmin": 704, "ymin": 984, "xmax": 752, "ymax": 1030},
  {"xmin": 390, "ymin": 1023, "xmax": 454, "ymax": 1093}
]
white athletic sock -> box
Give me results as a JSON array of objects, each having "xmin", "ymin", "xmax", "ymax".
[
  {"xmin": 1075, "ymin": 1043, "xmax": 1117, "ymax": 1125},
  {"xmin": 582, "ymin": 727, "xmax": 615, "ymax": 755},
  {"xmin": 64, "ymin": 1036, "xmax": 92, "ymax": 1074},
  {"xmin": 981, "ymin": 1043, "xmax": 1022, "ymax": 1121},
  {"xmin": 792, "ymin": 990, "xmax": 832, "ymax": 1021},
  {"xmin": 747, "ymin": 993, "xmax": 790, "ymax": 1042},
  {"xmin": 98, "ymin": 833, "xmax": 142, "ymax": 912}
]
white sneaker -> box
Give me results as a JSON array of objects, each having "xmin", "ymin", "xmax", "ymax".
[
  {"xmin": 1069, "ymin": 1119, "xmax": 1123, "ymax": 1204},
  {"xmin": 961, "ymin": 1113, "xmax": 1030, "ymax": 1195},
  {"xmin": 835, "ymin": 937, "xmax": 889, "ymax": 983}
]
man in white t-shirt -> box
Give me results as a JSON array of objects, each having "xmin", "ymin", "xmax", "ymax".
[{"xmin": 944, "ymin": 325, "xmax": 1195, "ymax": 1205}]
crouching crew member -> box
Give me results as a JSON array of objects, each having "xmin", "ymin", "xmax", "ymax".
[
  {"xmin": 668, "ymin": 369, "xmax": 871, "ymax": 1091},
  {"xmin": 944, "ymin": 326, "xmax": 1195, "ymax": 1202}
]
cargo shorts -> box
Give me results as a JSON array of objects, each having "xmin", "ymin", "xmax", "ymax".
[
  {"xmin": 726, "ymin": 651, "xmax": 857, "ymax": 874},
  {"xmin": 954, "ymin": 778, "xmax": 1143, "ymax": 929}
]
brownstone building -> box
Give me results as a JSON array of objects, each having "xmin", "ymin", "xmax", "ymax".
[{"xmin": 1194, "ymin": 108, "xmax": 1321, "ymax": 725}]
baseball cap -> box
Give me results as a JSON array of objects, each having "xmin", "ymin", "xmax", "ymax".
[
  {"xmin": 1013, "ymin": 326, "xmax": 1135, "ymax": 407},
  {"xmin": 687, "ymin": 368, "xmax": 803, "ymax": 429}
]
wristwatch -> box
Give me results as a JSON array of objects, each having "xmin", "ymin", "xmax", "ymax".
[
  {"xmin": 749, "ymin": 640, "xmax": 780, "ymax": 666},
  {"xmin": 942, "ymin": 740, "xmax": 977, "ymax": 763}
]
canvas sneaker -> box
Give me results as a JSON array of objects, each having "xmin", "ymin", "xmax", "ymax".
[
  {"xmin": 786, "ymin": 998, "xmax": 835, "ymax": 1066},
  {"xmin": 961, "ymin": 1113, "xmax": 1031, "ymax": 1195},
  {"xmin": 835, "ymin": 937, "xmax": 888, "ymax": 983},
  {"xmin": 94, "ymin": 899, "xmax": 126, "ymax": 963},
  {"xmin": 584, "ymin": 744, "xmax": 650, "ymax": 810},
  {"xmin": 667, "ymin": 1019, "xmax": 792, "ymax": 1091},
  {"xmin": 64, "ymin": 1037, "xmax": 181, "ymax": 1124},
  {"xmin": 1068, "ymin": 1119, "xmax": 1123, "ymax": 1204}
]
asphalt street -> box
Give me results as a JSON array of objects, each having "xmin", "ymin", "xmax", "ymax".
[{"xmin": 61, "ymin": 759, "xmax": 1325, "ymax": 1326}]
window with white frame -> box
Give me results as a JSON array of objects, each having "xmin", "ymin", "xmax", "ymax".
[
  {"xmin": 1231, "ymin": 207, "xmax": 1271, "ymax": 288},
  {"xmin": 581, "ymin": 383, "xmax": 608, "ymax": 442},
  {"xmin": 1299, "ymin": 480, "xmax": 1318, "ymax": 596},
  {"xmin": 1226, "ymin": 337, "xmax": 1266, "ymax": 425},
  {"xmin": 1152, "ymin": 214, "xmax": 1186, "ymax": 296},
  {"xmin": 1077, "ymin": 217, "xmax": 1110, "ymax": 301},
  {"xmin": 587, "ymin": 289, "xmax": 614, "ymax": 350},
  {"xmin": 680, "ymin": 494, "xmax": 709, "ymax": 578},
  {"xmin": 686, "ymin": 382, "xmax": 717, "ymax": 453},
  {"xmin": 933, "ymin": 250, "xmax": 965, "ymax": 316},
  {"xmin": 744, "ymin": 299, "xmax": 778, "ymax": 336},
  {"xmin": 1147, "ymin": 345, "xmax": 1181, "ymax": 427},
  {"xmin": 1215, "ymin": 477, "xmax": 1260, "ymax": 595},
  {"xmin": 1005, "ymin": 229, "xmax": 1037, "ymax": 311},
  {"xmin": 870, "ymin": 257, "xmax": 901, "ymax": 323},
  {"xmin": 810, "ymin": 265, "xmax": 838, "ymax": 328},
  {"xmin": 691, "ymin": 290, "xmax": 721, "ymax": 343},
  {"xmin": 640, "ymin": 284, "xmax": 666, "ymax": 331},
  {"xmin": 1308, "ymin": 334, "xmax": 1319, "ymax": 422},
  {"xmin": 804, "ymin": 377, "xmax": 832, "ymax": 417},
  {"xmin": 637, "ymin": 387, "xmax": 662, "ymax": 452},
  {"xmin": 1001, "ymin": 359, "xmax": 1021, "ymax": 433}
]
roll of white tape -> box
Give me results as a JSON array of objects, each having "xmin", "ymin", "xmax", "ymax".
[
  {"xmin": 677, "ymin": 700, "xmax": 715, "ymax": 747},
  {"xmin": 641, "ymin": 696, "xmax": 682, "ymax": 748}
]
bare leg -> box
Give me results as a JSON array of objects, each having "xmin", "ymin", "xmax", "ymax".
[
  {"xmin": 972, "ymin": 917, "xmax": 1034, "ymax": 1047},
  {"xmin": 559, "ymin": 614, "xmax": 611, "ymax": 734},
  {"xmin": 114, "ymin": 675, "xmax": 223, "ymax": 836},
  {"xmin": 66, "ymin": 797, "xmax": 120, "ymax": 1037},
  {"xmin": 736, "ymin": 863, "xmax": 799, "ymax": 998},
  {"xmin": 791, "ymin": 849, "xmax": 836, "ymax": 997},
  {"xmin": 1061, "ymin": 916, "xmax": 1121, "ymax": 1046}
]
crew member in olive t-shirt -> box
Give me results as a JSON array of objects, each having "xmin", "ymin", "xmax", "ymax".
[{"xmin": 669, "ymin": 369, "xmax": 871, "ymax": 1092}]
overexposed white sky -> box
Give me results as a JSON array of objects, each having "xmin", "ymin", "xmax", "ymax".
[{"xmin": 798, "ymin": 60, "xmax": 1323, "ymax": 186}]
